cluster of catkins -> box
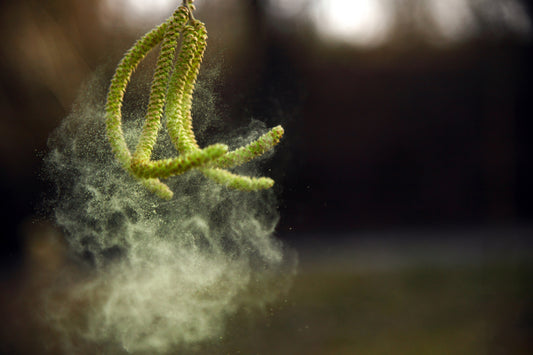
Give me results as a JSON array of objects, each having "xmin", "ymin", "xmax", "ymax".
[{"xmin": 105, "ymin": 2, "xmax": 284, "ymax": 200}]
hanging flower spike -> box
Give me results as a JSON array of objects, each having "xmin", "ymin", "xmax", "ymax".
[
  {"xmin": 165, "ymin": 20, "xmax": 284, "ymax": 190},
  {"xmin": 131, "ymin": 8, "xmax": 189, "ymax": 164},
  {"xmin": 166, "ymin": 23, "xmax": 203, "ymax": 154},
  {"xmin": 129, "ymin": 15, "xmax": 228, "ymax": 180},
  {"xmin": 212, "ymin": 125, "xmax": 285, "ymax": 169},
  {"xmin": 130, "ymin": 144, "xmax": 227, "ymax": 179},
  {"xmin": 106, "ymin": 8, "xmax": 190, "ymax": 199},
  {"xmin": 105, "ymin": 2, "xmax": 284, "ymax": 199},
  {"xmin": 179, "ymin": 21, "xmax": 207, "ymax": 152}
]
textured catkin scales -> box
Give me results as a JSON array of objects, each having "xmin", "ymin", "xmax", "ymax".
[
  {"xmin": 105, "ymin": 6, "xmax": 190, "ymax": 199},
  {"xmin": 166, "ymin": 24, "xmax": 203, "ymax": 154},
  {"xmin": 131, "ymin": 144, "xmax": 228, "ymax": 179},
  {"xmin": 214, "ymin": 125, "xmax": 285, "ymax": 169},
  {"xmin": 132, "ymin": 10, "xmax": 188, "ymax": 164},
  {"xmin": 105, "ymin": 4, "xmax": 284, "ymax": 199}
]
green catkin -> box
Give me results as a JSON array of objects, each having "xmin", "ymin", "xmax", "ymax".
[
  {"xmin": 130, "ymin": 144, "xmax": 227, "ymax": 179},
  {"xmin": 177, "ymin": 21, "xmax": 207, "ymax": 153},
  {"xmin": 201, "ymin": 168, "xmax": 274, "ymax": 191},
  {"xmin": 105, "ymin": 3, "xmax": 284, "ymax": 199},
  {"xmin": 166, "ymin": 24, "xmax": 202, "ymax": 153},
  {"xmin": 174, "ymin": 22, "xmax": 283, "ymax": 189},
  {"xmin": 132, "ymin": 8, "xmax": 189, "ymax": 164},
  {"xmin": 140, "ymin": 178, "xmax": 174, "ymax": 200},
  {"xmin": 198, "ymin": 124, "xmax": 283, "ymax": 189},
  {"xmin": 105, "ymin": 16, "xmax": 173, "ymax": 167},
  {"xmin": 212, "ymin": 125, "xmax": 284, "ymax": 169},
  {"xmin": 105, "ymin": 6, "xmax": 191, "ymax": 199}
]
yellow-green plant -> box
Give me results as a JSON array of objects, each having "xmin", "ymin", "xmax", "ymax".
[{"xmin": 105, "ymin": 1, "xmax": 284, "ymax": 200}]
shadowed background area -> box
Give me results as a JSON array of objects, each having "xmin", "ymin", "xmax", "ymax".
[{"xmin": 0, "ymin": 0, "xmax": 532, "ymax": 354}]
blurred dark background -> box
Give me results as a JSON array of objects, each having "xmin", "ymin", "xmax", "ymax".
[
  {"xmin": 0, "ymin": 0, "xmax": 532, "ymax": 353},
  {"xmin": 1, "ymin": 0, "xmax": 533, "ymax": 245}
]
